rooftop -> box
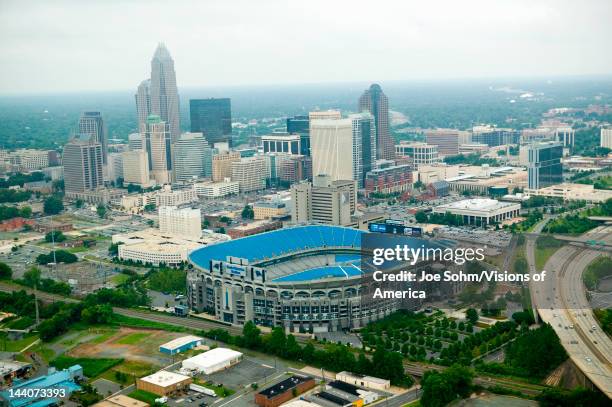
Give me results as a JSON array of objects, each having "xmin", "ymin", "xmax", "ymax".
[
  {"xmin": 436, "ymin": 198, "xmax": 517, "ymax": 212},
  {"xmin": 93, "ymin": 395, "xmax": 149, "ymax": 407},
  {"xmin": 139, "ymin": 370, "xmax": 190, "ymax": 387},
  {"xmin": 182, "ymin": 348, "xmax": 242, "ymax": 368},
  {"xmin": 258, "ymin": 375, "xmax": 313, "ymax": 398},
  {"xmin": 159, "ymin": 335, "xmax": 203, "ymax": 351}
]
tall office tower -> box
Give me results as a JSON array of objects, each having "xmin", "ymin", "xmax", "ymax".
[
  {"xmin": 121, "ymin": 150, "xmax": 150, "ymax": 187},
  {"xmin": 202, "ymin": 146, "xmax": 218, "ymax": 178},
  {"xmin": 278, "ymin": 155, "xmax": 312, "ymax": 183},
  {"xmin": 107, "ymin": 152, "xmax": 124, "ymax": 183},
  {"xmin": 78, "ymin": 111, "xmax": 107, "ymax": 164},
  {"xmin": 601, "ymin": 128, "xmax": 612, "ymax": 149},
  {"xmin": 128, "ymin": 133, "xmax": 143, "ymax": 150},
  {"xmin": 142, "ymin": 115, "xmax": 173, "ymax": 185},
  {"xmin": 231, "ymin": 156, "xmax": 267, "ymax": 192},
  {"xmin": 350, "ymin": 113, "xmax": 376, "ymax": 188},
  {"xmin": 262, "ymin": 133, "xmax": 301, "ymax": 154},
  {"xmin": 173, "ymin": 132, "xmax": 209, "ymax": 182},
  {"xmin": 358, "ymin": 84, "xmax": 394, "ymax": 160},
  {"xmin": 309, "ymin": 110, "xmax": 342, "ymax": 121},
  {"xmin": 290, "ymin": 175, "xmax": 356, "ymax": 226},
  {"xmin": 150, "ymin": 43, "xmax": 180, "ymax": 141},
  {"xmin": 425, "ymin": 129, "xmax": 461, "ymax": 156},
  {"xmin": 63, "ymin": 138, "xmax": 104, "ymax": 194},
  {"xmin": 189, "ymin": 98, "xmax": 232, "ymax": 145},
  {"xmin": 527, "ymin": 141, "xmax": 563, "ymax": 190},
  {"xmin": 212, "ymin": 151, "xmax": 241, "ymax": 182},
  {"xmin": 287, "ymin": 115, "xmax": 310, "ymax": 156},
  {"xmin": 310, "ymin": 118, "xmax": 354, "ymax": 182},
  {"xmin": 158, "ymin": 206, "xmax": 202, "ymax": 240},
  {"xmin": 135, "ymin": 79, "xmax": 151, "ymax": 131}
]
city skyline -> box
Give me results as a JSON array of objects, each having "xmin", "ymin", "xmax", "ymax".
[{"xmin": 1, "ymin": 0, "xmax": 611, "ymax": 94}]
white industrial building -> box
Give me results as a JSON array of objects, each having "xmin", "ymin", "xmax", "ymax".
[
  {"xmin": 181, "ymin": 348, "xmax": 243, "ymax": 374},
  {"xmin": 433, "ymin": 198, "xmax": 521, "ymax": 226},
  {"xmin": 336, "ymin": 371, "xmax": 390, "ymax": 391}
]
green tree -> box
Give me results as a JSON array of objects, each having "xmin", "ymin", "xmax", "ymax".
[
  {"xmin": 96, "ymin": 204, "xmax": 107, "ymax": 218},
  {"xmin": 415, "ymin": 211, "xmax": 428, "ymax": 223},
  {"xmin": 465, "ymin": 308, "xmax": 478, "ymax": 324},
  {"xmin": 0, "ymin": 262, "xmax": 12, "ymax": 279},
  {"xmin": 241, "ymin": 205, "xmax": 254, "ymax": 219},
  {"xmin": 45, "ymin": 231, "xmax": 66, "ymax": 243},
  {"xmin": 43, "ymin": 195, "xmax": 64, "ymax": 215},
  {"xmin": 242, "ymin": 321, "xmax": 262, "ymax": 349},
  {"xmin": 23, "ymin": 267, "xmax": 42, "ymax": 287},
  {"xmin": 75, "ymin": 199, "xmax": 84, "ymax": 208}
]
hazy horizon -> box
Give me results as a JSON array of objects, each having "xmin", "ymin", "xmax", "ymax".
[{"xmin": 1, "ymin": 0, "xmax": 611, "ymax": 94}]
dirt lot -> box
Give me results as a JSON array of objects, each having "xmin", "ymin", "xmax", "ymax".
[{"xmin": 68, "ymin": 327, "xmax": 183, "ymax": 366}]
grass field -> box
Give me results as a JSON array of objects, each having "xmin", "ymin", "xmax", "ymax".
[
  {"xmin": 116, "ymin": 332, "xmax": 150, "ymax": 345},
  {"xmin": 535, "ymin": 246, "xmax": 558, "ymax": 271},
  {"xmin": 111, "ymin": 314, "xmax": 188, "ymax": 332},
  {"xmin": 89, "ymin": 330, "xmax": 117, "ymax": 344},
  {"xmin": 50, "ymin": 355, "xmax": 123, "ymax": 377},
  {"xmin": 0, "ymin": 333, "xmax": 39, "ymax": 352},
  {"xmin": 128, "ymin": 390, "xmax": 160, "ymax": 405},
  {"xmin": 100, "ymin": 360, "xmax": 157, "ymax": 384},
  {"xmin": 111, "ymin": 273, "xmax": 130, "ymax": 285}
]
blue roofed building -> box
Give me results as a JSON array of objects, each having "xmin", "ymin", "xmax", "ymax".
[
  {"xmin": 159, "ymin": 335, "xmax": 203, "ymax": 355},
  {"xmin": 0, "ymin": 365, "xmax": 83, "ymax": 407}
]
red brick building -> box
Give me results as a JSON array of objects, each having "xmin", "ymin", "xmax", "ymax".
[{"xmin": 255, "ymin": 375, "xmax": 315, "ymax": 407}]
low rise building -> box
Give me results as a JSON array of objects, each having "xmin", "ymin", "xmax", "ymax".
[
  {"xmin": 136, "ymin": 371, "xmax": 192, "ymax": 396},
  {"xmin": 525, "ymin": 183, "xmax": 612, "ymax": 203},
  {"xmin": 255, "ymin": 375, "xmax": 315, "ymax": 407},
  {"xmin": 227, "ymin": 219, "xmax": 282, "ymax": 238},
  {"xmin": 194, "ymin": 179, "xmax": 239, "ymax": 198},
  {"xmin": 253, "ymin": 201, "xmax": 288, "ymax": 220},
  {"xmin": 335, "ymin": 371, "xmax": 390, "ymax": 391},
  {"xmin": 0, "ymin": 365, "xmax": 83, "ymax": 407},
  {"xmin": 433, "ymin": 198, "xmax": 521, "ymax": 226},
  {"xmin": 159, "ymin": 335, "xmax": 203, "ymax": 355},
  {"xmin": 394, "ymin": 142, "xmax": 440, "ymax": 168},
  {"xmin": 93, "ymin": 395, "xmax": 149, "ymax": 407},
  {"xmin": 364, "ymin": 164, "xmax": 413, "ymax": 196},
  {"xmin": 181, "ymin": 348, "xmax": 243, "ymax": 375}
]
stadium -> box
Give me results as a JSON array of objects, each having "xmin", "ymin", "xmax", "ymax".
[{"xmin": 187, "ymin": 225, "xmax": 442, "ymax": 333}]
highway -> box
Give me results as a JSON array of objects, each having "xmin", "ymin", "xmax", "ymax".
[{"xmin": 527, "ymin": 225, "xmax": 612, "ymax": 398}]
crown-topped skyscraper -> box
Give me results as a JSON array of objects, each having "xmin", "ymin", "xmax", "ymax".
[{"xmin": 148, "ymin": 43, "xmax": 180, "ymax": 142}]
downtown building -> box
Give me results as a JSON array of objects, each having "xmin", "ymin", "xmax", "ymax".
[
  {"xmin": 190, "ymin": 98, "xmax": 232, "ymax": 145},
  {"xmin": 526, "ymin": 141, "xmax": 563, "ymax": 190},
  {"xmin": 142, "ymin": 115, "xmax": 173, "ymax": 185},
  {"xmin": 78, "ymin": 111, "xmax": 108, "ymax": 164},
  {"xmin": 212, "ymin": 151, "xmax": 241, "ymax": 182},
  {"xmin": 425, "ymin": 129, "xmax": 465, "ymax": 156},
  {"xmin": 286, "ymin": 115, "xmax": 310, "ymax": 156},
  {"xmin": 158, "ymin": 206, "xmax": 202, "ymax": 240},
  {"xmin": 231, "ymin": 156, "xmax": 267, "ymax": 192},
  {"xmin": 291, "ymin": 175, "xmax": 356, "ymax": 226},
  {"xmin": 395, "ymin": 142, "xmax": 441, "ymax": 169},
  {"xmin": 63, "ymin": 137, "xmax": 104, "ymax": 200},
  {"xmin": 121, "ymin": 149, "xmax": 151, "ymax": 187},
  {"xmin": 358, "ymin": 84, "xmax": 394, "ymax": 160},
  {"xmin": 364, "ymin": 164, "xmax": 413, "ymax": 197},
  {"xmin": 173, "ymin": 132, "xmax": 209, "ymax": 182},
  {"xmin": 471, "ymin": 125, "xmax": 520, "ymax": 147}
]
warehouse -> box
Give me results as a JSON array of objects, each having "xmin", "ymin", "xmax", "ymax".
[
  {"xmin": 136, "ymin": 370, "xmax": 192, "ymax": 396},
  {"xmin": 159, "ymin": 335, "xmax": 203, "ymax": 355},
  {"xmin": 181, "ymin": 348, "xmax": 243, "ymax": 374},
  {"xmin": 255, "ymin": 375, "xmax": 315, "ymax": 407},
  {"xmin": 336, "ymin": 371, "xmax": 390, "ymax": 391}
]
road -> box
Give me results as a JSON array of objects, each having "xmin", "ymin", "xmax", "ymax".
[{"xmin": 527, "ymin": 225, "xmax": 612, "ymax": 398}]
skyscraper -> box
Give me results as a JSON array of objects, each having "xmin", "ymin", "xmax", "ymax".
[
  {"xmin": 358, "ymin": 84, "xmax": 394, "ymax": 160},
  {"xmin": 527, "ymin": 141, "xmax": 563, "ymax": 190},
  {"xmin": 63, "ymin": 138, "xmax": 104, "ymax": 195},
  {"xmin": 189, "ymin": 98, "xmax": 232, "ymax": 145},
  {"xmin": 78, "ymin": 111, "xmax": 107, "ymax": 164},
  {"xmin": 350, "ymin": 112, "xmax": 376, "ymax": 188},
  {"xmin": 310, "ymin": 118, "xmax": 354, "ymax": 182},
  {"xmin": 173, "ymin": 132, "xmax": 209, "ymax": 182},
  {"xmin": 135, "ymin": 79, "xmax": 151, "ymax": 131},
  {"xmin": 121, "ymin": 149, "xmax": 151, "ymax": 187},
  {"xmin": 142, "ymin": 114, "xmax": 172, "ymax": 185},
  {"xmin": 287, "ymin": 115, "xmax": 310, "ymax": 156},
  {"xmin": 150, "ymin": 43, "xmax": 180, "ymax": 141}
]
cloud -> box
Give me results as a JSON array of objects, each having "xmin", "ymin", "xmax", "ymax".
[{"xmin": 0, "ymin": 0, "xmax": 610, "ymax": 93}]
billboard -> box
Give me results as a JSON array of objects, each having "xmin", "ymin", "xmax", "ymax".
[
  {"xmin": 226, "ymin": 263, "xmax": 246, "ymax": 277},
  {"xmin": 368, "ymin": 222, "xmax": 422, "ymax": 237}
]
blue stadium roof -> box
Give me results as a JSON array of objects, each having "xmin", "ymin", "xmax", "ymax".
[{"xmin": 189, "ymin": 225, "xmax": 364, "ymax": 269}]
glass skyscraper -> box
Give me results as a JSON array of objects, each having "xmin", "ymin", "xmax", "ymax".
[
  {"xmin": 287, "ymin": 115, "xmax": 310, "ymax": 156},
  {"xmin": 189, "ymin": 98, "xmax": 232, "ymax": 145},
  {"xmin": 527, "ymin": 141, "xmax": 563, "ymax": 189}
]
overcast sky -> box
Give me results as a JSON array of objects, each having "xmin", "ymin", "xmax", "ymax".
[{"xmin": 1, "ymin": 0, "xmax": 611, "ymax": 94}]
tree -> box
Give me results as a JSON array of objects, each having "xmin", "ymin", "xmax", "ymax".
[
  {"xmin": 0, "ymin": 262, "xmax": 12, "ymax": 279},
  {"xmin": 415, "ymin": 211, "xmax": 428, "ymax": 223},
  {"xmin": 75, "ymin": 199, "xmax": 84, "ymax": 208},
  {"xmin": 242, "ymin": 321, "xmax": 262, "ymax": 349},
  {"xmin": 23, "ymin": 267, "xmax": 42, "ymax": 287},
  {"xmin": 96, "ymin": 204, "xmax": 107, "ymax": 218},
  {"xmin": 45, "ymin": 231, "xmax": 66, "ymax": 243},
  {"xmin": 421, "ymin": 365, "xmax": 474, "ymax": 407},
  {"xmin": 465, "ymin": 308, "xmax": 478, "ymax": 324},
  {"xmin": 43, "ymin": 195, "xmax": 64, "ymax": 215},
  {"xmin": 241, "ymin": 205, "xmax": 254, "ymax": 219},
  {"xmin": 505, "ymin": 323, "xmax": 567, "ymax": 378}
]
